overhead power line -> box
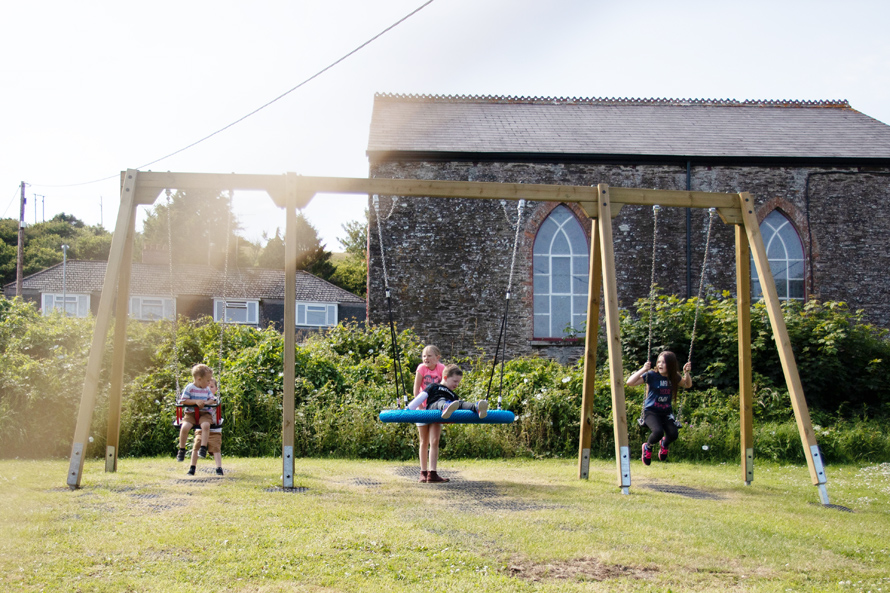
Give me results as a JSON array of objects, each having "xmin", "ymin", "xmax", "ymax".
[{"xmin": 32, "ymin": 0, "xmax": 436, "ymax": 189}]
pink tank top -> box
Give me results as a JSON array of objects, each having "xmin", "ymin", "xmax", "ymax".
[{"xmin": 416, "ymin": 362, "xmax": 445, "ymax": 393}]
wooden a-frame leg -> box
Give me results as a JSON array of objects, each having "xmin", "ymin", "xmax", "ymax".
[
  {"xmin": 739, "ymin": 192, "xmax": 829, "ymax": 503},
  {"xmin": 596, "ymin": 185, "xmax": 631, "ymax": 494},
  {"xmin": 282, "ymin": 173, "xmax": 299, "ymax": 489},
  {"xmin": 578, "ymin": 219, "xmax": 602, "ymax": 479},
  {"xmin": 735, "ymin": 225, "xmax": 754, "ymax": 485},
  {"xmin": 67, "ymin": 170, "xmax": 139, "ymax": 489},
  {"xmin": 105, "ymin": 204, "xmax": 138, "ymax": 472}
]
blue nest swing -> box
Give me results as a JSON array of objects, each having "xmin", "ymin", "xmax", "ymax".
[{"xmin": 379, "ymin": 409, "xmax": 515, "ymax": 424}]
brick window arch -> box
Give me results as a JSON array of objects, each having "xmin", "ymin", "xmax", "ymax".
[
  {"xmin": 753, "ymin": 210, "xmax": 805, "ymax": 301},
  {"xmin": 533, "ymin": 205, "xmax": 589, "ymax": 338}
]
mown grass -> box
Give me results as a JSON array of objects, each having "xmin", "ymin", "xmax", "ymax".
[{"xmin": 2, "ymin": 457, "xmax": 889, "ymax": 592}]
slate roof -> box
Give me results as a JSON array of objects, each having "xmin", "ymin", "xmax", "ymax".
[
  {"xmin": 368, "ymin": 95, "xmax": 890, "ymax": 161},
  {"xmin": 5, "ymin": 261, "xmax": 364, "ymax": 304}
]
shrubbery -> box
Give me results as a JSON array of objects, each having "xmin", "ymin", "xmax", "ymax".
[{"xmin": 1, "ymin": 293, "xmax": 889, "ymax": 464}]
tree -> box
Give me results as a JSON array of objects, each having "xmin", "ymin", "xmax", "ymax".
[
  {"xmin": 140, "ymin": 189, "xmax": 241, "ymax": 266},
  {"xmin": 328, "ymin": 212, "xmax": 368, "ymax": 297},
  {"xmin": 0, "ymin": 214, "xmax": 112, "ymax": 286},
  {"xmin": 255, "ymin": 214, "xmax": 335, "ymax": 280}
]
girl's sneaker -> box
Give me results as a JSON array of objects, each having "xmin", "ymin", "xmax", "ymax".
[
  {"xmin": 641, "ymin": 443, "xmax": 652, "ymax": 466},
  {"xmin": 215, "ymin": 467, "xmax": 224, "ymax": 476},
  {"xmin": 658, "ymin": 438, "xmax": 669, "ymax": 462}
]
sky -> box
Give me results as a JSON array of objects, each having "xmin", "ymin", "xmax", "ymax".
[{"xmin": 2, "ymin": 0, "xmax": 889, "ymax": 251}]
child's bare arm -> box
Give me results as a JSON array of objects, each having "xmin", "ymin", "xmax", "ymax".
[{"xmin": 626, "ymin": 361, "xmax": 652, "ymax": 386}]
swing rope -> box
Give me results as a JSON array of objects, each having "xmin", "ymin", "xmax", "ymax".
[
  {"xmin": 485, "ymin": 199, "xmax": 525, "ymax": 410},
  {"xmin": 372, "ymin": 195, "xmax": 408, "ymax": 408}
]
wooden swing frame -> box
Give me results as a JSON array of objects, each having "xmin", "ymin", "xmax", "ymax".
[{"xmin": 66, "ymin": 171, "xmax": 829, "ymax": 504}]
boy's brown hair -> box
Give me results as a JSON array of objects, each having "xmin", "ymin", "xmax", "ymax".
[
  {"xmin": 443, "ymin": 364, "xmax": 463, "ymax": 379},
  {"xmin": 191, "ymin": 364, "xmax": 213, "ymax": 379}
]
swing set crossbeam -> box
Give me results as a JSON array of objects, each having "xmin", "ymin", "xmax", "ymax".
[{"xmin": 67, "ymin": 172, "xmax": 828, "ymax": 505}]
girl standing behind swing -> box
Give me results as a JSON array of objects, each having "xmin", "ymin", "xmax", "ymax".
[
  {"xmin": 627, "ymin": 351, "xmax": 692, "ymax": 465},
  {"xmin": 411, "ymin": 345, "xmax": 446, "ymax": 483}
]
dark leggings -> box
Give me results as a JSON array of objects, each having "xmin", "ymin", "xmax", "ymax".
[{"xmin": 644, "ymin": 410, "xmax": 679, "ymax": 447}]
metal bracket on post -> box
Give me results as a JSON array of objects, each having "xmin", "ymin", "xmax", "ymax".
[
  {"xmin": 579, "ymin": 449, "xmax": 590, "ymax": 480},
  {"xmin": 105, "ymin": 446, "xmax": 116, "ymax": 473},
  {"xmin": 283, "ymin": 446, "xmax": 294, "ymax": 489},
  {"xmin": 67, "ymin": 442, "xmax": 84, "ymax": 490},
  {"xmin": 619, "ymin": 445, "xmax": 631, "ymax": 495},
  {"xmin": 810, "ymin": 445, "xmax": 829, "ymax": 504},
  {"xmin": 745, "ymin": 448, "xmax": 754, "ymax": 485}
]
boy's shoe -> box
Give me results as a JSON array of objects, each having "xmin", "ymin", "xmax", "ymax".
[
  {"xmin": 198, "ymin": 446, "xmax": 208, "ymax": 459},
  {"xmin": 176, "ymin": 448, "xmax": 186, "ymax": 462},
  {"xmin": 419, "ymin": 470, "xmax": 429, "ymax": 483},
  {"xmin": 476, "ymin": 400, "xmax": 488, "ymax": 419},
  {"xmin": 658, "ymin": 438, "xmax": 669, "ymax": 462},
  {"xmin": 187, "ymin": 466, "xmax": 196, "ymax": 476},
  {"xmin": 427, "ymin": 471, "xmax": 449, "ymax": 483},
  {"xmin": 215, "ymin": 467, "xmax": 224, "ymax": 476},
  {"xmin": 440, "ymin": 401, "xmax": 460, "ymax": 420},
  {"xmin": 641, "ymin": 443, "xmax": 652, "ymax": 466}
]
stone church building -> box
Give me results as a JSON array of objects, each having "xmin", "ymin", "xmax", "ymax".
[{"xmin": 365, "ymin": 94, "xmax": 890, "ymax": 362}]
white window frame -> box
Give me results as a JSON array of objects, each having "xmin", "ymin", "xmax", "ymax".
[
  {"xmin": 42, "ymin": 293, "xmax": 90, "ymax": 317},
  {"xmin": 214, "ymin": 298, "xmax": 259, "ymax": 325},
  {"xmin": 296, "ymin": 301, "xmax": 338, "ymax": 327},
  {"xmin": 129, "ymin": 296, "xmax": 175, "ymax": 321},
  {"xmin": 533, "ymin": 205, "xmax": 589, "ymax": 339},
  {"xmin": 752, "ymin": 210, "xmax": 805, "ymax": 302}
]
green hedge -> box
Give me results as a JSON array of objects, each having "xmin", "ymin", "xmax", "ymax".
[{"xmin": 1, "ymin": 294, "xmax": 889, "ymax": 464}]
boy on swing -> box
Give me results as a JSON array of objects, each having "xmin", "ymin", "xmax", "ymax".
[
  {"xmin": 188, "ymin": 377, "xmax": 224, "ymax": 476},
  {"xmin": 176, "ymin": 364, "xmax": 218, "ymax": 462},
  {"xmin": 411, "ymin": 364, "xmax": 488, "ymax": 421},
  {"xmin": 408, "ymin": 364, "xmax": 488, "ymax": 483}
]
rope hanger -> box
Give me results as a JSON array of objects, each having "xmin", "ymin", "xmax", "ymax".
[{"xmin": 374, "ymin": 195, "xmax": 517, "ymax": 425}]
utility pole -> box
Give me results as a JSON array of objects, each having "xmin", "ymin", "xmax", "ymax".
[{"xmin": 16, "ymin": 182, "xmax": 26, "ymax": 297}]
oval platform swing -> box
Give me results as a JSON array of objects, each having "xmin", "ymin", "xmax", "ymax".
[{"xmin": 373, "ymin": 196, "xmax": 524, "ymax": 426}]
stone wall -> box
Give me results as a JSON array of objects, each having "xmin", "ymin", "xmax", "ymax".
[{"xmin": 367, "ymin": 161, "xmax": 890, "ymax": 361}]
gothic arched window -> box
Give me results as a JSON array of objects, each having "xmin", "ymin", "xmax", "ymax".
[
  {"xmin": 533, "ymin": 205, "xmax": 589, "ymax": 338},
  {"xmin": 752, "ymin": 210, "xmax": 805, "ymax": 301}
]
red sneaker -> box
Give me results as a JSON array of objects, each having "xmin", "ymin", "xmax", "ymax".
[
  {"xmin": 642, "ymin": 443, "xmax": 652, "ymax": 466},
  {"xmin": 658, "ymin": 438, "xmax": 669, "ymax": 462}
]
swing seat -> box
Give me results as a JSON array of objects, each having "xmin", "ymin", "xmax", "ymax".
[
  {"xmin": 379, "ymin": 409, "xmax": 514, "ymax": 424},
  {"xmin": 174, "ymin": 403, "xmax": 223, "ymax": 429}
]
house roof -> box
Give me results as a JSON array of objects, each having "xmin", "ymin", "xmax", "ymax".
[
  {"xmin": 367, "ymin": 94, "xmax": 890, "ymax": 161},
  {"xmin": 4, "ymin": 261, "xmax": 365, "ymax": 304}
]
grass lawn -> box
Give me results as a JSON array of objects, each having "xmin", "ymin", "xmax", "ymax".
[{"xmin": 1, "ymin": 456, "xmax": 888, "ymax": 592}]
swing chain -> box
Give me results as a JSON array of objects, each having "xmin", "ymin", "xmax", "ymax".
[
  {"xmin": 218, "ymin": 190, "xmax": 233, "ymax": 380},
  {"xmin": 646, "ymin": 205, "xmax": 661, "ymax": 364},
  {"xmin": 687, "ymin": 208, "xmax": 717, "ymax": 364},
  {"xmin": 165, "ymin": 189, "xmax": 181, "ymax": 397}
]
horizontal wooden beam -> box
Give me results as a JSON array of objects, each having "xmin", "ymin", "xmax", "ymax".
[
  {"xmin": 127, "ymin": 172, "xmax": 744, "ymax": 222},
  {"xmin": 128, "ymin": 171, "xmax": 289, "ymax": 206}
]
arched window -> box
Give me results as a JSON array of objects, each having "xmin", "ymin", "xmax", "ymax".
[
  {"xmin": 752, "ymin": 210, "xmax": 805, "ymax": 301},
  {"xmin": 533, "ymin": 205, "xmax": 589, "ymax": 338}
]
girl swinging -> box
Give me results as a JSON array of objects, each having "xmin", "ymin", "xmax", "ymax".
[{"xmin": 627, "ymin": 351, "xmax": 691, "ymax": 465}]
